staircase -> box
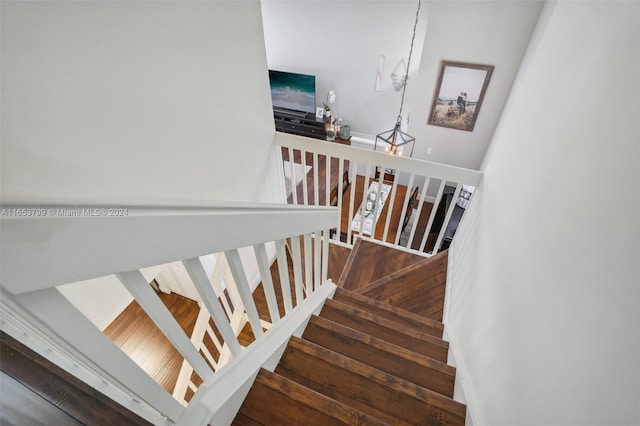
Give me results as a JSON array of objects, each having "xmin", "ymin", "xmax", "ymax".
[{"xmin": 233, "ymin": 239, "xmax": 466, "ymax": 425}]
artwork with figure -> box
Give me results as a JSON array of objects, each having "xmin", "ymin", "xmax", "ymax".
[{"xmin": 428, "ymin": 61, "xmax": 494, "ymax": 132}]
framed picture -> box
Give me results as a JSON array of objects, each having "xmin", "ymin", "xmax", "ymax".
[
  {"xmin": 315, "ymin": 107, "xmax": 325, "ymax": 119},
  {"xmin": 427, "ymin": 61, "xmax": 494, "ymax": 132}
]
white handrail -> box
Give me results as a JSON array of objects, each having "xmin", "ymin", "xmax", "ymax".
[
  {"xmin": 1, "ymin": 203, "xmax": 338, "ymax": 294},
  {"xmin": 275, "ymin": 132, "xmax": 483, "ymax": 187},
  {"xmin": 275, "ymin": 132, "xmax": 482, "ymax": 255},
  {"xmin": 1, "ymin": 201, "xmax": 340, "ymax": 424}
]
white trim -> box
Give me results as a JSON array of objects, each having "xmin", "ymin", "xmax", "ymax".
[
  {"xmin": 1, "ymin": 204, "xmax": 339, "ymax": 294},
  {"xmin": 358, "ymin": 236, "xmax": 432, "ymax": 258},
  {"xmin": 0, "ymin": 292, "xmax": 174, "ymax": 425},
  {"xmin": 443, "ymin": 324, "xmax": 486, "ymax": 426},
  {"xmin": 417, "ymin": 193, "xmax": 437, "ymax": 204}
]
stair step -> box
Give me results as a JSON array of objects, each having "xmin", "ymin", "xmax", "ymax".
[
  {"xmin": 276, "ymin": 337, "xmax": 466, "ymax": 426},
  {"xmin": 333, "ymin": 287, "xmax": 444, "ymax": 338},
  {"xmin": 319, "ymin": 298, "xmax": 449, "ymax": 363},
  {"xmin": 303, "ymin": 315, "xmax": 456, "ymax": 398},
  {"xmin": 357, "ymin": 250, "xmax": 449, "ymax": 321},
  {"xmin": 232, "ymin": 413, "xmax": 263, "ymax": 426},
  {"xmin": 338, "ymin": 238, "xmax": 427, "ymax": 291},
  {"xmin": 234, "ymin": 369, "xmax": 390, "ymax": 426}
]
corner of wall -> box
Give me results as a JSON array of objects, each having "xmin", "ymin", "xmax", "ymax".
[{"xmin": 443, "ymin": 324, "xmax": 485, "ymax": 426}]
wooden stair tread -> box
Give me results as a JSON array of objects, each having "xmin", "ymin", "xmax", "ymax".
[
  {"xmin": 235, "ymin": 369, "xmax": 390, "ymax": 426},
  {"xmin": 303, "ymin": 315, "xmax": 456, "ymax": 398},
  {"xmin": 232, "ymin": 413, "xmax": 263, "ymax": 426},
  {"xmin": 357, "ymin": 250, "xmax": 449, "ymax": 321},
  {"xmin": 320, "ymin": 298, "xmax": 449, "ymax": 363},
  {"xmin": 276, "ymin": 337, "xmax": 466, "ymax": 425},
  {"xmin": 338, "ymin": 238, "xmax": 427, "ymax": 291},
  {"xmin": 333, "ymin": 287, "xmax": 444, "ymax": 338}
]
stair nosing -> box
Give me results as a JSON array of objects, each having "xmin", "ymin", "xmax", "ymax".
[
  {"xmin": 307, "ymin": 315, "xmax": 455, "ymax": 376},
  {"xmin": 337, "ymin": 237, "xmax": 362, "ymax": 288},
  {"xmin": 323, "ymin": 298, "xmax": 449, "ymax": 349},
  {"xmin": 354, "ymin": 250, "xmax": 448, "ymax": 295},
  {"xmin": 281, "ymin": 336, "xmax": 467, "ymax": 419},
  {"xmin": 333, "ymin": 287, "xmax": 444, "ymax": 332},
  {"xmin": 250, "ymin": 369, "xmax": 392, "ymax": 426}
]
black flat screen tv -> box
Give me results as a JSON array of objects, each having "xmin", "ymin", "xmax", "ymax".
[{"xmin": 268, "ymin": 70, "xmax": 316, "ymax": 116}]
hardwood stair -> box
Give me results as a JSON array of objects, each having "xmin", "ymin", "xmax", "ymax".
[
  {"xmin": 319, "ymin": 298, "xmax": 449, "ymax": 363},
  {"xmin": 332, "ymin": 287, "xmax": 444, "ymax": 338},
  {"xmin": 235, "ymin": 239, "xmax": 466, "ymax": 425},
  {"xmin": 302, "ymin": 315, "xmax": 456, "ymax": 398}
]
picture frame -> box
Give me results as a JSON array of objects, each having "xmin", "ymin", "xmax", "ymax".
[
  {"xmin": 427, "ymin": 61, "xmax": 494, "ymax": 132},
  {"xmin": 316, "ymin": 107, "xmax": 325, "ymax": 119}
]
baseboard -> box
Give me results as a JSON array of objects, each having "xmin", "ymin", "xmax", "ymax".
[
  {"xmin": 443, "ymin": 324, "xmax": 486, "ymax": 426},
  {"xmin": 417, "ymin": 193, "xmax": 437, "ymax": 204}
]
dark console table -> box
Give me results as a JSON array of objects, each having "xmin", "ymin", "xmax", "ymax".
[{"xmin": 274, "ymin": 109, "xmax": 326, "ymax": 140}]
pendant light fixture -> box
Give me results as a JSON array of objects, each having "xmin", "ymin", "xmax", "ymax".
[{"xmin": 375, "ymin": 0, "xmax": 421, "ymax": 157}]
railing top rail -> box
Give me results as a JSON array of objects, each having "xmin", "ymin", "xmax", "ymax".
[
  {"xmin": 275, "ymin": 132, "xmax": 483, "ymax": 186},
  {"xmin": 1, "ymin": 203, "xmax": 338, "ymax": 294}
]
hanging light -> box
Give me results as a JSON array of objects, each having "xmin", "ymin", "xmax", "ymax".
[{"xmin": 375, "ymin": 0, "xmax": 421, "ymax": 157}]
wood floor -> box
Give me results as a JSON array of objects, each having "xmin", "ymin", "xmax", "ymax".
[
  {"xmin": 103, "ymin": 291, "xmax": 201, "ymax": 394},
  {"xmin": 0, "ymin": 331, "xmax": 151, "ymax": 426}
]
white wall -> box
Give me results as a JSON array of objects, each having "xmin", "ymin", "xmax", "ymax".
[
  {"xmin": 1, "ymin": 1, "xmax": 281, "ymax": 328},
  {"xmin": 408, "ymin": 0, "xmax": 543, "ymax": 169},
  {"xmin": 261, "ymin": 0, "xmax": 427, "ymax": 138},
  {"xmin": 447, "ymin": 2, "xmax": 639, "ymax": 425},
  {"xmin": 261, "ymin": 1, "xmax": 543, "ymax": 171},
  {"xmin": 57, "ymin": 276, "xmax": 133, "ymax": 331},
  {"xmin": 1, "ymin": 0, "xmax": 280, "ymax": 206}
]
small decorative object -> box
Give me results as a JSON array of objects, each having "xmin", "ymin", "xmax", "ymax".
[
  {"xmin": 340, "ymin": 120, "xmax": 351, "ymax": 139},
  {"xmin": 326, "ymin": 130, "xmax": 335, "ymax": 142},
  {"xmin": 323, "ymin": 90, "xmax": 336, "ymax": 116},
  {"xmin": 316, "ymin": 107, "xmax": 325, "ymax": 119},
  {"xmin": 427, "ymin": 61, "xmax": 494, "ymax": 132},
  {"xmin": 391, "ymin": 59, "xmax": 407, "ymax": 92},
  {"xmin": 375, "ymin": 55, "xmax": 385, "ymax": 92}
]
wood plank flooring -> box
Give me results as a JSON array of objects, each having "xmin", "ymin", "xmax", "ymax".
[
  {"xmin": 0, "ymin": 331, "xmax": 151, "ymax": 426},
  {"xmin": 103, "ymin": 291, "xmax": 201, "ymax": 394},
  {"xmin": 338, "ymin": 238, "xmax": 426, "ymax": 291}
]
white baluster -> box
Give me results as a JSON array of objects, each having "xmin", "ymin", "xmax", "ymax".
[
  {"xmin": 289, "ymin": 236, "xmax": 305, "ymax": 305},
  {"xmin": 117, "ymin": 270, "xmax": 214, "ymax": 381},
  {"xmin": 224, "ymin": 249, "xmax": 264, "ymax": 338},
  {"xmin": 288, "ymin": 147, "xmax": 298, "ymax": 205},
  {"xmin": 274, "ymin": 239, "xmax": 293, "ymax": 313},
  {"xmin": 303, "ymin": 233, "xmax": 313, "ymax": 295},
  {"xmin": 335, "ymin": 158, "xmax": 345, "ymax": 239},
  {"xmin": 432, "ymin": 183, "xmax": 462, "ymax": 254},
  {"xmin": 325, "ymin": 155, "xmax": 331, "ymax": 207},
  {"xmin": 182, "ymin": 258, "xmax": 242, "ymax": 356},
  {"xmin": 301, "ymin": 150, "xmax": 309, "ymax": 205},
  {"xmin": 253, "ymin": 243, "xmax": 281, "ymax": 324},
  {"xmin": 420, "ymin": 180, "xmax": 447, "ymax": 252},
  {"xmin": 347, "ymin": 161, "xmax": 358, "ymax": 244},
  {"xmin": 407, "ymin": 178, "xmax": 431, "ymax": 249},
  {"xmin": 382, "ymin": 172, "xmax": 400, "ymax": 243},
  {"xmin": 394, "ymin": 173, "xmax": 416, "ymax": 246},
  {"xmin": 321, "ymin": 229, "xmax": 330, "ymax": 284},
  {"xmin": 209, "ymin": 253, "xmax": 233, "ymax": 318},
  {"xmin": 313, "ymin": 152, "xmax": 319, "ymax": 206},
  {"xmin": 313, "ymin": 230, "xmax": 322, "ymax": 290}
]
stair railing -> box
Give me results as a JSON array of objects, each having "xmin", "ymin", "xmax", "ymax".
[
  {"xmin": 276, "ymin": 132, "xmax": 483, "ymax": 255},
  {"xmin": 1, "ymin": 203, "xmax": 338, "ymax": 425}
]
